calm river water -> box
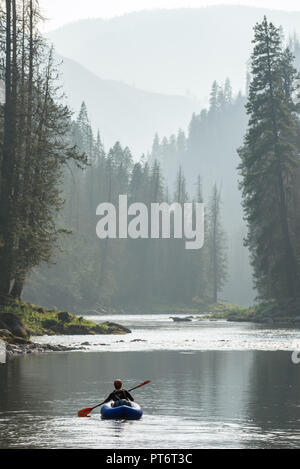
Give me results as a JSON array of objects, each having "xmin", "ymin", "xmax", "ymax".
[{"xmin": 0, "ymin": 314, "xmax": 300, "ymax": 448}]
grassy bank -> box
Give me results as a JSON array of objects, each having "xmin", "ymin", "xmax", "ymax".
[
  {"xmin": 208, "ymin": 299, "xmax": 300, "ymax": 326},
  {"xmin": 0, "ymin": 300, "xmax": 131, "ymax": 344},
  {"xmin": 199, "ymin": 302, "xmax": 248, "ymax": 315},
  {"xmin": 111, "ymin": 300, "xmax": 248, "ymax": 315}
]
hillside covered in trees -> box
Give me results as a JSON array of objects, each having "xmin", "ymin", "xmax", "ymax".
[
  {"xmin": 144, "ymin": 33, "xmax": 300, "ymax": 307},
  {"xmin": 24, "ymin": 103, "xmax": 228, "ymax": 311},
  {"xmin": 0, "ymin": 1, "xmax": 228, "ymax": 313},
  {"xmin": 147, "ymin": 81, "xmax": 252, "ymax": 305},
  {"xmin": 1, "ymin": 1, "xmax": 300, "ymax": 318},
  {"xmin": 56, "ymin": 54, "xmax": 199, "ymax": 157}
]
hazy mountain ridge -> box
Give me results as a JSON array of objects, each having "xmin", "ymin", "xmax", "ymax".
[
  {"xmin": 58, "ymin": 55, "xmax": 200, "ymax": 156},
  {"xmin": 49, "ymin": 5, "xmax": 300, "ymax": 98}
]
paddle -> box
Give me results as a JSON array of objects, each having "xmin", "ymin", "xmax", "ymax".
[{"xmin": 77, "ymin": 380, "xmax": 152, "ymax": 417}]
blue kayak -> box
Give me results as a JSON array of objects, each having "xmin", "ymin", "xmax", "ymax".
[{"xmin": 101, "ymin": 401, "xmax": 143, "ymax": 420}]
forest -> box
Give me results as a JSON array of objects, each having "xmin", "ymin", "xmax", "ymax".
[
  {"xmin": 24, "ymin": 102, "xmax": 227, "ymax": 310},
  {"xmin": 1, "ymin": 1, "xmax": 300, "ymax": 314}
]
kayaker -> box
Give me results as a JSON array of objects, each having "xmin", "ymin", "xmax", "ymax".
[{"xmin": 103, "ymin": 379, "xmax": 134, "ymax": 408}]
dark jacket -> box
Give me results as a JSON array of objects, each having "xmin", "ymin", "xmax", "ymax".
[{"xmin": 104, "ymin": 389, "xmax": 134, "ymax": 403}]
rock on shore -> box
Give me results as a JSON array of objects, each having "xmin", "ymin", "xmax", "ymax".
[
  {"xmin": 0, "ymin": 301, "xmax": 132, "ymax": 359},
  {"xmin": 0, "ymin": 312, "xmax": 30, "ymax": 339},
  {"xmin": 5, "ymin": 341, "xmax": 83, "ymax": 358}
]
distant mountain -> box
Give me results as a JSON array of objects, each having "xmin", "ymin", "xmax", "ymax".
[
  {"xmin": 58, "ymin": 55, "xmax": 199, "ymax": 156},
  {"xmin": 49, "ymin": 6, "xmax": 300, "ymax": 98}
]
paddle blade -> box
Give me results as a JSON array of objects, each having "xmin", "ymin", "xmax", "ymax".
[
  {"xmin": 77, "ymin": 407, "xmax": 93, "ymax": 418},
  {"xmin": 138, "ymin": 380, "xmax": 151, "ymax": 388},
  {"xmin": 129, "ymin": 380, "xmax": 152, "ymax": 392}
]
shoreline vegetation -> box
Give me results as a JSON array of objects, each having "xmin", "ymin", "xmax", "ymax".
[
  {"xmin": 117, "ymin": 298, "xmax": 300, "ymax": 327},
  {"xmin": 206, "ymin": 299, "xmax": 300, "ymax": 326},
  {"xmin": 0, "ymin": 300, "xmax": 131, "ymax": 358},
  {"xmin": 1, "ymin": 297, "xmax": 300, "ymax": 359},
  {"xmin": 83, "ymin": 298, "xmax": 300, "ymax": 327}
]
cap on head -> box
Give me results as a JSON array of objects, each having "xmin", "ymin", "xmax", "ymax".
[{"xmin": 114, "ymin": 379, "xmax": 122, "ymax": 390}]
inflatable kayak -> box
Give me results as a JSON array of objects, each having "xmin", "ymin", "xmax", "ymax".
[{"xmin": 101, "ymin": 401, "xmax": 143, "ymax": 420}]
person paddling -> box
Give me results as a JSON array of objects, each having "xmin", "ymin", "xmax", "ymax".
[{"xmin": 103, "ymin": 379, "xmax": 134, "ymax": 408}]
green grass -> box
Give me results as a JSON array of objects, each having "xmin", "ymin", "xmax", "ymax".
[
  {"xmin": 192, "ymin": 299, "xmax": 249, "ymax": 316},
  {"xmin": 207, "ymin": 299, "xmax": 300, "ymax": 325},
  {"xmin": 119, "ymin": 300, "xmax": 247, "ymax": 315},
  {"xmin": 0, "ymin": 300, "xmax": 111, "ymax": 336}
]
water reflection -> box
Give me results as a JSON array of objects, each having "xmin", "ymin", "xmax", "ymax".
[{"xmin": 1, "ymin": 350, "xmax": 300, "ymax": 448}]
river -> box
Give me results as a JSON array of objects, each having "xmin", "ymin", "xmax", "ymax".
[{"xmin": 0, "ymin": 314, "xmax": 300, "ymax": 448}]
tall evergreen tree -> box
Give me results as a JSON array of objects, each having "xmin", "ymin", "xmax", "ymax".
[
  {"xmin": 208, "ymin": 184, "xmax": 228, "ymax": 302},
  {"xmin": 238, "ymin": 16, "xmax": 300, "ymax": 300},
  {"xmin": 209, "ymin": 80, "xmax": 219, "ymax": 114},
  {"xmin": 0, "ymin": 0, "xmax": 86, "ymax": 300}
]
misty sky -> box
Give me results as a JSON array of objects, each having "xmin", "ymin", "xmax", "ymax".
[{"xmin": 40, "ymin": 0, "xmax": 300, "ymax": 30}]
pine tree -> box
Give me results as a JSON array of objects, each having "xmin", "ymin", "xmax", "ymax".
[
  {"xmin": 0, "ymin": 0, "xmax": 86, "ymax": 300},
  {"xmin": 151, "ymin": 133, "xmax": 160, "ymax": 163},
  {"xmin": 176, "ymin": 129, "xmax": 186, "ymax": 159},
  {"xmin": 209, "ymin": 80, "xmax": 219, "ymax": 114},
  {"xmin": 224, "ymin": 78, "xmax": 233, "ymax": 106},
  {"xmin": 238, "ymin": 16, "xmax": 300, "ymax": 300},
  {"xmin": 174, "ymin": 166, "xmax": 188, "ymax": 204},
  {"xmin": 208, "ymin": 184, "xmax": 228, "ymax": 303}
]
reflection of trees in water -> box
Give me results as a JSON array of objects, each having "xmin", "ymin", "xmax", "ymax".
[
  {"xmin": 247, "ymin": 351, "xmax": 300, "ymax": 436},
  {"xmin": 123, "ymin": 350, "xmax": 254, "ymax": 426},
  {"xmin": 166, "ymin": 351, "xmax": 254, "ymax": 423},
  {"xmin": 2, "ymin": 349, "xmax": 300, "ymax": 448},
  {"xmin": 0, "ymin": 358, "xmax": 24, "ymax": 412}
]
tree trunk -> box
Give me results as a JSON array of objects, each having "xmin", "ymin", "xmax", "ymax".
[
  {"xmin": 0, "ymin": 0, "xmax": 14, "ymax": 296},
  {"xmin": 11, "ymin": 273, "xmax": 25, "ymax": 299}
]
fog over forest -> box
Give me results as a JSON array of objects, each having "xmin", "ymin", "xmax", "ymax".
[
  {"xmin": 2, "ymin": 3, "xmax": 300, "ymax": 309},
  {"xmin": 28, "ymin": 5, "xmax": 300, "ymax": 308}
]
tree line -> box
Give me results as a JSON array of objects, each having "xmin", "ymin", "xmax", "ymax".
[
  {"xmin": 3, "ymin": 4, "xmax": 296, "ymax": 311},
  {"xmin": 148, "ymin": 78, "xmax": 246, "ymax": 198},
  {"xmin": 0, "ymin": 0, "xmax": 85, "ymax": 302},
  {"xmin": 0, "ymin": 1, "xmax": 229, "ymax": 311},
  {"xmin": 25, "ymin": 101, "xmax": 228, "ymax": 311},
  {"xmin": 146, "ymin": 19, "xmax": 300, "ymax": 306},
  {"xmin": 147, "ymin": 79, "xmax": 252, "ymax": 306}
]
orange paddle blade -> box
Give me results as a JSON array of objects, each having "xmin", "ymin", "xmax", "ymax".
[
  {"xmin": 130, "ymin": 380, "xmax": 151, "ymax": 391},
  {"xmin": 77, "ymin": 407, "xmax": 93, "ymax": 418}
]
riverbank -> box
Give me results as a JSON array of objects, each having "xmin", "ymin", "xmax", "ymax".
[
  {"xmin": 208, "ymin": 298, "xmax": 300, "ymax": 326},
  {"xmin": 105, "ymin": 300, "xmax": 247, "ymax": 316},
  {"xmin": 0, "ymin": 300, "xmax": 131, "ymax": 357}
]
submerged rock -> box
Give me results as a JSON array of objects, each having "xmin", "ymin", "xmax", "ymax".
[
  {"xmin": 170, "ymin": 316, "xmax": 192, "ymax": 322},
  {"xmin": 101, "ymin": 322, "xmax": 131, "ymax": 334},
  {"xmin": 130, "ymin": 339, "xmax": 147, "ymax": 343}
]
